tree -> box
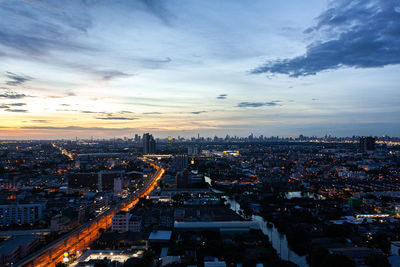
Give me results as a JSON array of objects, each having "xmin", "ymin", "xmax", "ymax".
[{"xmin": 129, "ymin": 250, "xmax": 155, "ymax": 267}]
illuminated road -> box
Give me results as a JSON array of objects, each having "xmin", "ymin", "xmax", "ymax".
[{"xmin": 17, "ymin": 160, "xmax": 164, "ymax": 267}]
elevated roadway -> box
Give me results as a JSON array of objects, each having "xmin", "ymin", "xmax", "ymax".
[{"xmin": 16, "ymin": 161, "xmax": 164, "ymax": 267}]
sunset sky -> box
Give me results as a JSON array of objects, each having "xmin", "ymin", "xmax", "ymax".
[{"xmin": 0, "ymin": 0, "xmax": 399, "ymax": 139}]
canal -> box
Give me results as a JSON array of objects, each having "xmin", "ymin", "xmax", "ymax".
[{"xmin": 205, "ymin": 177, "xmax": 309, "ymax": 267}]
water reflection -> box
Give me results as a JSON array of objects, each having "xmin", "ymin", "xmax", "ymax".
[
  {"xmin": 223, "ymin": 196, "xmax": 309, "ymax": 267},
  {"xmin": 285, "ymin": 191, "xmax": 324, "ymax": 200},
  {"xmin": 205, "ymin": 176, "xmax": 309, "ymax": 267}
]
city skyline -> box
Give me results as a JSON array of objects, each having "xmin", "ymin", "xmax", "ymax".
[{"xmin": 1, "ymin": 0, "xmax": 400, "ymax": 139}]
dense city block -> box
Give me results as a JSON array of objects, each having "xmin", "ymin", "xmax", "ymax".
[{"xmin": 0, "ymin": 135, "xmax": 399, "ymax": 266}]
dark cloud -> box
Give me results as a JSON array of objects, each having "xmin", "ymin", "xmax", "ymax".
[
  {"xmin": 94, "ymin": 70, "xmax": 131, "ymax": 81},
  {"xmin": 4, "ymin": 108, "xmax": 28, "ymax": 113},
  {"xmin": 142, "ymin": 112, "xmax": 162, "ymax": 115},
  {"xmin": 217, "ymin": 94, "xmax": 227, "ymax": 99},
  {"xmin": 31, "ymin": 119, "xmax": 50, "ymax": 123},
  {"xmin": 66, "ymin": 91, "xmax": 76, "ymax": 97},
  {"xmin": 0, "ymin": 90, "xmax": 28, "ymax": 99},
  {"xmin": 237, "ymin": 101, "xmax": 280, "ymax": 108},
  {"xmin": 4, "ymin": 72, "xmax": 32, "ymax": 86},
  {"xmin": 0, "ymin": 104, "xmax": 10, "ymax": 109},
  {"xmin": 80, "ymin": 110, "xmax": 97, "ymax": 114},
  {"xmin": 0, "ymin": 1, "xmax": 92, "ymax": 56},
  {"xmin": 137, "ymin": 0, "xmax": 171, "ymax": 25},
  {"xmin": 191, "ymin": 111, "xmax": 208, "ymax": 114},
  {"xmin": 9, "ymin": 103, "xmax": 27, "ymax": 106},
  {"xmin": 118, "ymin": 110, "xmax": 134, "ymax": 114},
  {"xmin": 252, "ymin": 0, "xmax": 400, "ymax": 77},
  {"xmin": 96, "ymin": 117, "xmax": 138, "ymax": 120},
  {"xmin": 139, "ymin": 57, "xmax": 172, "ymax": 69},
  {"xmin": 22, "ymin": 126, "xmax": 134, "ymax": 131},
  {"xmin": 0, "ymin": 29, "xmax": 89, "ymax": 56}
]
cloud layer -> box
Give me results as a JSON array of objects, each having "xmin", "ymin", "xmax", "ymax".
[
  {"xmin": 217, "ymin": 94, "xmax": 227, "ymax": 99},
  {"xmin": 0, "ymin": 90, "xmax": 28, "ymax": 99},
  {"xmin": 252, "ymin": 0, "xmax": 400, "ymax": 76},
  {"xmin": 5, "ymin": 72, "xmax": 32, "ymax": 86},
  {"xmin": 237, "ymin": 101, "xmax": 280, "ymax": 108}
]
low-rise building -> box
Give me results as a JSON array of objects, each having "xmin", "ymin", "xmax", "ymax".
[
  {"xmin": 111, "ymin": 212, "xmax": 131, "ymax": 232},
  {"xmin": 128, "ymin": 216, "xmax": 142, "ymax": 232},
  {"xmin": 0, "ymin": 203, "xmax": 44, "ymax": 226}
]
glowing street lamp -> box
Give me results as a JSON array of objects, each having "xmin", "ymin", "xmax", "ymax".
[{"xmin": 63, "ymin": 252, "xmax": 69, "ymax": 263}]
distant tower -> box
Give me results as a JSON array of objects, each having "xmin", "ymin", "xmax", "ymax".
[
  {"xmin": 360, "ymin": 136, "xmax": 375, "ymax": 153},
  {"xmin": 188, "ymin": 145, "xmax": 199, "ymax": 156},
  {"xmin": 98, "ymin": 171, "xmax": 103, "ymax": 192},
  {"xmin": 143, "ymin": 133, "xmax": 156, "ymax": 154}
]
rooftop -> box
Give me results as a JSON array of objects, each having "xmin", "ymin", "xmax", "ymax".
[
  {"xmin": 149, "ymin": 230, "xmax": 172, "ymax": 241},
  {"xmin": 0, "ymin": 235, "xmax": 38, "ymax": 255}
]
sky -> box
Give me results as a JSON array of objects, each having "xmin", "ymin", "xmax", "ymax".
[{"xmin": 0, "ymin": 0, "xmax": 399, "ymax": 139}]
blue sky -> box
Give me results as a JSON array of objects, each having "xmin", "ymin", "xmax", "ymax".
[{"xmin": 0, "ymin": 0, "xmax": 399, "ymax": 139}]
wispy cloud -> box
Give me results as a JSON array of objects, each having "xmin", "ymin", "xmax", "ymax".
[
  {"xmin": 252, "ymin": 0, "xmax": 400, "ymax": 76},
  {"xmin": 137, "ymin": 0, "xmax": 172, "ymax": 25},
  {"xmin": 94, "ymin": 70, "xmax": 131, "ymax": 81},
  {"xmin": 9, "ymin": 103, "xmax": 27, "ymax": 106},
  {"xmin": 138, "ymin": 57, "xmax": 172, "ymax": 69},
  {"xmin": 191, "ymin": 111, "xmax": 208, "ymax": 114},
  {"xmin": 22, "ymin": 126, "xmax": 134, "ymax": 131},
  {"xmin": 237, "ymin": 101, "xmax": 280, "ymax": 108},
  {"xmin": 56, "ymin": 109, "xmax": 78, "ymax": 112},
  {"xmin": 66, "ymin": 91, "xmax": 76, "ymax": 97},
  {"xmin": 0, "ymin": 1, "xmax": 92, "ymax": 57},
  {"xmin": 142, "ymin": 112, "xmax": 162, "ymax": 115},
  {"xmin": 0, "ymin": 90, "xmax": 28, "ymax": 99},
  {"xmin": 217, "ymin": 94, "xmax": 227, "ymax": 99},
  {"xmin": 96, "ymin": 116, "xmax": 138, "ymax": 120},
  {"xmin": 4, "ymin": 108, "xmax": 28, "ymax": 113},
  {"xmin": 79, "ymin": 110, "xmax": 97, "ymax": 114},
  {"xmin": 4, "ymin": 72, "xmax": 32, "ymax": 86},
  {"xmin": 31, "ymin": 119, "xmax": 51, "ymax": 123}
]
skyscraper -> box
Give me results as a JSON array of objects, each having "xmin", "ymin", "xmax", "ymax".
[
  {"xmin": 174, "ymin": 154, "xmax": 189, "ymax": 170},
  {"xmin": 187, "ymin": 145, "xmax": 199, "ymax": 156},
  {"xmin": 143, "ymin": 133, "xmax": 156, "ymax": 154},
  {"xmin": 360, "ymin": 136, "xmax": 375, "ymax": 153},
  {"xmin": 176, "ymin": 169, "xmax": 190, "ymax": 188}
]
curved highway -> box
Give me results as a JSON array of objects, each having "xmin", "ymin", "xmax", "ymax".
[{"xmin": 16, "ymin": 160, "xmax": 164, "ymax": 267}]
